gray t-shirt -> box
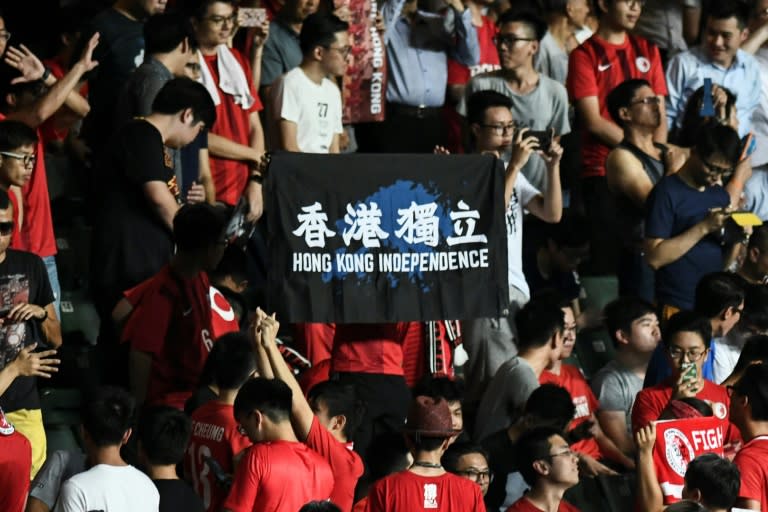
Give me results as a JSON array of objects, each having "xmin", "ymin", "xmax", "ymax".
[
  {"xmin": 29, "ymin": 450, "xmax": 88, "ymax": 509},
  {"xmin": 260, "ymin": 19, "xmax": 302, "ymax": 88},
  {"xmin": 591, "ymin": 360, "xmax": 644, "ymax": 434},
  {"xmin": 474, "ymin": 356, "xmax": 538, "ymax": 442},
  {"xmin": 459, "ymin": 72, "xmax": 571, "ymax": 190},
  {"xmin": 534, "ymin": 31, "xmax": 568, "ymax": 85}
]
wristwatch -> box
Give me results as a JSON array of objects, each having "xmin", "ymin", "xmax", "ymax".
[
  {"xmin": 249, "ymin": 173, "xmax": 264, "ymax": 184},
  {"xmin": 41, "ymin": 67, "xmax": 52, "ymax": 82}
]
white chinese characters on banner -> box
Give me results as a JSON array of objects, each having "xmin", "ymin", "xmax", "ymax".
[
  {"xmin": 292, "ymin": 202, "xmax": 336, "ymax": 248},
  {"xmin": 447, "ymin": 200, "xmax": 488, "ymax": 246},
  {"xmin": 395, "ymin": 201, "xmax": 439, "ymax": 247},
  {"xmin": 342, "ymin": 202, "xmax": 389, "ymax": 248}
]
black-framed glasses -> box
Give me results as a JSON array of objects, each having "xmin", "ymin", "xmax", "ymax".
[
  {"xmin": 457, "ymin": 468, "xmax": 494, "ymax": 482},
  {"xmin": 326, "ymin": 45, "xmax": 352, "ymax": 58},
  {"xmin": 185, "ymin": 62, "xmax": 201, "ymax": 72},
  {"xmin": 236, "ymin": 424, "xmax": 248, "ymax": 436},
  {"xmin": 494, "ymin": 35, "xmax": 535, "ymax": 48},
  {"xmin": 0, "ymin": 151, "xmax": 35, "ymax": 167},
  {"xmin": 480, "ymin": 122, "xmax": 517, "ymax": 135},
  {"xmin": 667, "ymin": 346, "xmax": 707, "ymax": 362},
  {"xmin": 630, "ymin": 96, "xmax": 661, "ymax": 106},
  {"xmin": 547, "ymin": 448, "xmax": 576, "ymax": 460},
  {"xmin": 0, "ymin": 31, "xmax": 10, "ymax": 43},
  {"xmin": 0, "ymin": 221, "xmax": 13, "ymax": 236},
  {"xmin": 702, "ymin": 159, "xmax": 735, "ymax": 178},
  {"xmin": 206, "ymin": 14, "xmax": 237, "ymax": 26}
]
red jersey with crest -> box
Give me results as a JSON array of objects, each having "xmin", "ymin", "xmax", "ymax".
[
  {"xmin": 567, "ymin": 33, "xmax": 667, "ymax": 178},
  {"xmin": 222, "ymin": 440, "xmax": 334, "ymax": 512},
  {"xmin": 540, "ymin": 364, "xmax": 602, "ymax": 459},
  {"xmin": 734, "ymin": 436, "xmax": 768, "ymax": 511},
  {"xmin": 203, "ymin": 48, "xmax": 263, "ymax": 206},
  {"xmin": 122, "ymin": 266, "xmax": 239, "ymax": 406},
  {"xmin": 185, "ymin": 400, "xmax": 252, "ymax": 512},
  {"xmin": 366, "ymin": 471, "xmax": 485, "ymax": 511},
  {"xmin": 447, "ymin": 17, "xmax": 500, "ymax": 85}
]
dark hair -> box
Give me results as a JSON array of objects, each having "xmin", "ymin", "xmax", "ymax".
[
  {"xmin": 299, "ymin": 12, "xmax": 349, "ymax": 55},
  {"xmin": 603, "ymin": 296, "xmax": 656, "ymax": 347},
  {"xmin": 368, "ymin": 432, "xmax": 411, "ymax": 479},
  {"xmin": 694, "ymin": 272, "xmax": 745, "ymax": 318},
  {"xmin": 522, "ymin": 384, "xmax": 575, "ymax": 430},
  {"xmin": 515, "ymin": 299, "xmax": 565, "ymax": 351},
  {"xmin": 187, "ymin": 0, "xmax": 236, "ymax": 20},
  {"xmin": 733, "ymin": 362, "xmax": 768, "ymax": 421},
  {"xmin": 406, "ymin": 434, "xmax": 448, "ymax": 453},
  {"xmin": 731, "ymin": 335, "xmax": 768, "ymax": 378},
  {"xmin": 497, "ymin": 9, "xmax": 548, "ymax": 40},
  {"xmin": 677, "ymin": 86, "xmax": 738, "ymax": 147},
  {"xmin": 693, "ymin": 120, "xmax": 742, "ymax": 167},
  {"xmin": 138, "ymin": 406, "xmax": 192, "ymax": 465},
  {"xmin": 743, "ymin": 285, "xmax": 768, "ymax": 333},
  {"xmin": 748, "ymin": 224, "xmax": 768, "ymax": 253},
  {"xmin": 540, "ymin": 0, "xmax": 568, "ymax": 16},
  {"xmin": 82, "ymin": 386, "xmax": 136, "ymax": 447},
  {"xmin": 663, "ymin": 311, "xmax": 713, "ymax": 349},
  {"xmin": 547, "ymin": 213, "xmax": 590, "ymax": 249},
  {"xmin": 606, "ymin": 79, "xmax": 652, "ymax": 125},
  {"xmin": 685, "ymin": 453, "xmax": 740, "ymax": 509},
  {"xmin": 211, "ymin": 332, "xmax": 256, "ymax": 390},
  {"xmin": 173, "ymin": 203, "xmax": 227, "ymax": 251},
  {"xmin": 412, "ymin": 376, "xmax": 465, "ymax": 404},
  {"xmin": 0, "ymin": 120, "xmax": 38, "ymax": 152},
  {"xmin": 152, "ymin": 77, "xmax": 216, "ymax": 128},
  {"xmin": 210, "ymin": 245, "xmax": 249, "ymax": 285},
  {"xmin": 466, "ymin": 90, "xmax": 513, "ymax": 126},
  {"xmin": 308, "ymin": 381, "xmax": 365, "ymax": 440},
  {"xmin": 299, "ymin": 502, "xmax": 342, "ymax": 512},
  {"xmin": 706, "ymin": 0, "xmax": 749, "ymax": 29},
  {"xmin": 234, "ymin": 377, "xmax": 292, "ymax": 423},
  {"xmin": 516, "ymin": 426, "xmax": 566, "ymax": 486},
  {"xmin": 144, "ymin": 12, "xmax": 197, "ymax": 55},
  {"xmin": 663, "ymin": 501, "xmax": 710, "ymax": 512},
  {"xmin": 442, "ymin": 442, "xmax": 489, "ymax": 473}
]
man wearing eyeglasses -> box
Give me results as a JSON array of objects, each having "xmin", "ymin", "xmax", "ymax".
[
  {"xmin": 459, "ymin": 10, "xmax": 569, "ymax": 192},
  {"xmin": 631, "ymin": 311, "xmax": 740, "ymax": 447},
  {"xmin": 665, "ymin": 1, "xmax": 760, "ymax": 140},
  {"xmin": 442, "ymin": 442, "xmax": 492, "ymax": 496},
  {"xmin": 269, "ymin": 12, "xmax": 348, "ymax": 153},
  {"xmin": 644, "ymin": 122, "xmax": 741, "ymax": 314},
  {"xmin": 505, "ymin": 426, "xmax": 580, "ymax": 512}
]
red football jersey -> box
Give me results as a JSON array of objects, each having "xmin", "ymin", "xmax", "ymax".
[
  {"xmin": 203, "ymin": 49, "xmax": 263, "ymax": 206},
  {"xmin": 366, "ymin": 471, "xmax": 486, "ymax": 511},
  {"xmin": 631, "ymin": 379, "xmax": 740, "ymax": 445},
  {"xmin": 734, "ymin": 436, "xmax": 768, "ymax": 511},
  {"xmin": 567, "ymin": 33, "xmax": 667, "ymax": 178},
  {"xmin": 222, "ymin": 440, "xmax": 334, "ymax": 512},
  {"xmin": 540, "ymin": 365, "xmax": 602, "ymax": 459},
  {"xmin": 0, "ymin": 430, "xmax": 31, "ymax": 512},
  {"xmin": 306, "ymin": 416, "xmax": 364, "ymax": 512},
  {"xmin": 331, "ymin": 323, "xmax": 409, "ymax": 376},
  {"xmin": 447, "ymin": 17, "xmax": 500, "ymax": 85},
  {"xmin": 185, "ymin": 400, "xmax": 252, "ymax": 512},
  {"xmin": 506, "ymin": 497, "xmax": 580, "ymax": 512}
]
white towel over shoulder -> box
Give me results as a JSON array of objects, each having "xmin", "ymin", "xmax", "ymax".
[{"xmin": 197, "ymin": 45, "xmax": 255, "ymax": 109}]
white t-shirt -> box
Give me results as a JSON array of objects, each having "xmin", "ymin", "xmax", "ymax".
[
  {"xmin": 55, "ymin": 464, "xmax": 159, "ymax": 512},
  {"xmin": 712, "ymin": 334, "xmax": 746, "ymax": 384},
  {"xmin": 506, "ymin": 172, "xmax": 540, "ymax": 302},
  {"xmin": 271, "ymin": 67, "xmax": 343, "ymax": 153}
]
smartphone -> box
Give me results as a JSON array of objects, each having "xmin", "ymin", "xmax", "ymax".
[
  {"xmin": 237, "ymin": 7, "xmax": 267, "ymax": 27},
  {"xmin": 681, "ymin": 361, "xmax": 697, "ymax": 383},
  {"xmin": 700, "ymin": 78, "xmax": 715, "ymax": 117},
  {"xmin": 526, "ymin": 129, "xmax": 552, "ymax": 151}
]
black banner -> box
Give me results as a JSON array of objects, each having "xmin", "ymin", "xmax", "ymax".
[{"xmin": 265, "ymin": 153, "xmax": 509, "ymax": 323}]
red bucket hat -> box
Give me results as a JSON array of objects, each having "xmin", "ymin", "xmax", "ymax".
[{"xmin": 403, "ymin": 396, "xmax": 462, "ymax": 438}]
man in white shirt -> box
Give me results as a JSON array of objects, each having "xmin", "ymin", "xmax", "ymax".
[
  {"xmin": 270, "ymin": 12, "xmax": 348, "ymax": 153},
  {"xmin": 55, "ymin": 387, "xmax": 159, "ymax": 512}
]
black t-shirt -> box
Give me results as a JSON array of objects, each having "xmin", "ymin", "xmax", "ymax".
[
  {"xmin": 154, "ymin": 479, "xmax": 204, "ymax": 512},
  {"xmin": 92, "ymin": 120, "xmax": 180, "ymax": 304},
  {"xmin": 481, "ymin": 428, "xmax": 521, "ymax": 512},
  {"xmin": 80, "ymin": 7, "xmax": 145, "ymax": 152},
  {"xmin": 0, "ymin": 249, "xmax": 55, "ymax": 412}
]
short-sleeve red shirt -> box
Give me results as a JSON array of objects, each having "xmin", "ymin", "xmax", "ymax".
[
  {"xmin": 631, "ymin": 379, "xmax": 740, "ymax": 444},
  {"xmin": 734, "ymin": 436, "xmax": 768, "ymax": 511},
  {"xmin": 506, "ymin": 497, "xmax": 580, "ymax": 512},
  {"xmin": 366, "ymin": 471, "xmax": 486, "ymax": 511},
  {"xmin": 0, "ymin": 430, "xmax": 31, "ymax": 512},
  {"xmin": 540, "ymin": 364, "xmax": 602, "ymax": 459},
  {"xmin": 203, "ymin": 49, "xmax": 263, "ymax": 206},
  {"xmin": 331, "ymin": 323, "xmax": 409, "ymax": 376},
  {"xmin": 186, "ymin": 400, "xmax": 252, "ymax": 512},
  {"xmin": 447, "ymin": 17, "xmax": 500, "ymax": 85},
  {"xmin": 566, "ymin": 33, "xmax": 667, "ymax": 178},
  {"xmin": 306, "ymin": 416, "xmax": 364, "ymax": 512},
  {"xmin": 222, "ymin": 440, "xmax": 334, "ymax": 512}
]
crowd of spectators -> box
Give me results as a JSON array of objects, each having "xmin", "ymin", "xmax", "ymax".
[{"xmin": 5, "ymin": 0, "xmax": 768, "ymax": 511}]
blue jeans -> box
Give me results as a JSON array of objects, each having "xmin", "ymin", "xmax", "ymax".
[{"xmin": 43, "ymin": 256, "xmax": 61, "ymax": 322}]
